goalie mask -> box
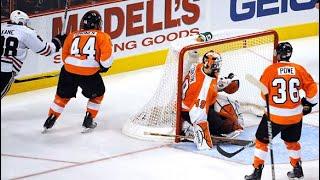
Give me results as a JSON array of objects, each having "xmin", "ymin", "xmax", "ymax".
[
  {"xmin": 275, "ymin": 42, "xmax": 293, "ymax": 61},
  {"xmin": 202, "ymin": 50, "xmax": 222, "ymax": 77},
  {"xmin": 10, "ymin": 10, "xmax": 30, "ymax": 26},
  {"xmin": 80, "ymin": 10, "xmax": 102, "ymax": 30}
]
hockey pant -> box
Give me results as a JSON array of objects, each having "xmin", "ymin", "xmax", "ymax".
[{"xmin": 1, "ymin": 72, "xmax": 15, "ymax": 99}]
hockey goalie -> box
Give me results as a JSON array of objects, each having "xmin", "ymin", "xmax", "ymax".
[{"xmin": 181, "ymin": 49, "xmax": 244, "ymax": 150}]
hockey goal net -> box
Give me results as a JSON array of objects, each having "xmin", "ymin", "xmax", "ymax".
[{"xmin": 122, "ymin": 29, "xmax": 279, "ymax": 142}]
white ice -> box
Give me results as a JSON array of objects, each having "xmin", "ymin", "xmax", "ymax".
[{"xmin": 1, "ymin": 37, "xmax": 319, "ymax": 180}]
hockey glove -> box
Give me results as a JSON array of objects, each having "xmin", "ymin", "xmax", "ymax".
[
  {"xmin": 301, "ymin": 97, "xmax": 316, "ymax": 115},
  {"xmin": 99, "ymin": 63, "xmax": 110, "ymax": 73},
  {"xmin": 52, "ymin": 34, "xmax": 67, "ymax": 51}
]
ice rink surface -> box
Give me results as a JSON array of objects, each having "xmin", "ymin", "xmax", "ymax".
[{"xmin": 1, "ymin": 37, "xmax": 319, "ymax": 180}]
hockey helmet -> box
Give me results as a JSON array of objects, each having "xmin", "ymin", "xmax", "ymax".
[
  {"xmin": 202, "ymin": 50, "xmax": 222, "ymax": 74},
  {"xmin": 80, "ymin": 10, "xmax": 102, "ymax": 30},
  {"xmin": 10, "ymin": 10, "xmax": 30, "ymax": 26},
  {"xmin": 275, "ymin": 42, "xmax": 293, "ymax": 61}
]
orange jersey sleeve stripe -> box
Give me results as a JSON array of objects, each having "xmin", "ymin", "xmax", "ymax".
[
  {"xmin": 182, "ymin": 64, "xmax": 206, "ymax": 109},
  {"xmin": 182, "ymin": 64, "xmax": 218, "ymax": 123}
]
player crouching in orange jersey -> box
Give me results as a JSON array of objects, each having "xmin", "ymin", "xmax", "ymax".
[
  {"xmin": 180, "ymin": 50, "xmax": 243, "ymax": 150},
  {"xmin": 245, "ymin": 42, "xmax": 318, "ymax": 180},
  {"xmin": 43, "ymin": 11, "xmax": 113, "ymax": 133}
]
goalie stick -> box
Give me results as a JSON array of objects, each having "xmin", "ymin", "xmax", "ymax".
[
  {"xmin": 144, "ymin": 132, "xmax": 253, "ymax": 146},
  {"xmin": 216, "ymin": 140, "xmax": 255, "ymax": 158},
  {"xmin": 245, "ymin": 74, "xmax": 276, "ymax": 180}
]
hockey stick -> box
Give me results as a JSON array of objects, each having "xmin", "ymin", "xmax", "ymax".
[
  {"xmin": 245, "ymin": 74, "xmax": 276, "ymax": 180},
  {"xmin": 61, "ymin": 0, "xmax": 70, "ymax": 35},
  {"xmin": 14, "ymin": 74, "xmax": 59, "ymax": 83},
  {"xmin": 216, "ymin": 140, "xmax": 255, "ymax": 158},
  {"xmin": 144, "ymin": 132, "xmax": 253, "ymax": 146},
  {"xmin": 144, "ymin": 132, "xmax": 193, "ymax": 141}
]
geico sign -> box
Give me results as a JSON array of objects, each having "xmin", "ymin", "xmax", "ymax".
[
  {"xmin": 230, "ymin": 0, "xmax": 317, "ymax": 21},
  {"xmin": 52, "ymin": 0, "xmax": 200, "ymax": 39}
]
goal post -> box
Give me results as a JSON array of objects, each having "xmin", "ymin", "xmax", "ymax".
[{"xmin": 122, "ymin": 29, "xmax": 279, "ymax": 142}]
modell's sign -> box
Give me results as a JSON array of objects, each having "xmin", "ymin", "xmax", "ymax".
[{"xmin": 52, "ymin": 0, "xmax": 202, "ymax": 56}]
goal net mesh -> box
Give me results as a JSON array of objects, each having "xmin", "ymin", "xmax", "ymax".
[{"xmin": 122, "ymin": 29, "xmax": 278, "ymax": 141}]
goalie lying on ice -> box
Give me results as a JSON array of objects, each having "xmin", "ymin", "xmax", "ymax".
[{"xmin": 181, "ymin": 50, "xmax": 243, "ymax": 150}]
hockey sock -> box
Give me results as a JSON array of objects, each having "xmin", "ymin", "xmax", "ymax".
[
  {"xmin": 253, "ymin": 139, "xmax": 268, "ymax": 168},
  {"xmin": 86, "ymin": 95, "xmax": 104, "ymax": 118},
  {"xmin": 285, "ymin": 141, "xmax": 301, "ymax": 167},
  {"xmin": 48, "ymin": 94, "xmax": 70, "ymax": 118}
]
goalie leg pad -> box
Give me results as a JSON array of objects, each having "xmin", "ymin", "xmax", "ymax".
[
  {"xmin": 182, "ymin": 120, "xmax": 194, "ymax": 137},
  {"xmin": 193, "ymin": 121, "xmax": 213, "ymax": 150}
]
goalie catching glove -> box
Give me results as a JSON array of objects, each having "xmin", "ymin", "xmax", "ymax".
[{"xmin": 217, "ymin": 73, "xmax": 240, "ymax": 94}]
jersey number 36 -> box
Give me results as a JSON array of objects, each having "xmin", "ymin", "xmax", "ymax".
[{"xmin": 272, "ymin": 78, "xmax": 300, "ymax": 104}]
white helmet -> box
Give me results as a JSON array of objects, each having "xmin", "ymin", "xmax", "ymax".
[
  {"xmin": 202, "ymin": 50, "xmax": 222, "ymax": 72},
  {"xmin": 10, "ymin": 10, "xmax": 30, "ymax": 26}
]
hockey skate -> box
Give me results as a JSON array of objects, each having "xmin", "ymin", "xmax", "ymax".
[
  {"xmin": 42, "ymin": 114, "xmax": 57, "ymax": 133},
  {"xmin": 287, "ymin": 161, "xmax": 304, "ymax": 179},
  {"xmin": 81, "ymin": 112, "xmax": 97, "ymax": 133},
  {"xmin": 244, "ymin": 165, "xmax": 264, "ymax": 180}
]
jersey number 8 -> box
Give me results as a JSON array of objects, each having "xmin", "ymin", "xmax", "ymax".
[{"xmin": 1, "ymin": 36, "xmax": 19, "ymax": 56}]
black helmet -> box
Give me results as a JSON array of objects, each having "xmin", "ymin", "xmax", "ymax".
[
  {"xmin": 275, "ymin": 42, "xmax": 293, "ymax": 61},
  {"xmin": 80, "ymin": 10, "xmax": 102, "ymax": 30}
]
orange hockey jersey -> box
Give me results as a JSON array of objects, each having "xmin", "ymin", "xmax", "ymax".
[
  {"xmin": 182, "ymin": 63, "xmax": 218, "ymax": 123},
  {"xmin": 260, "ymin": 62, "xmax": 318, "ymax": 125},
  {"xmin": 62, "ymin": 30, "xmax": 113, "ymax": 76}
]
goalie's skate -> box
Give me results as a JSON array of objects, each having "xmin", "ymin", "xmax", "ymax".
[
  {"xmin": 81, "ymin": 112, "xmax": 97, "ymax": 133},
  {"xmin": 42, "ymin": 114, "xmax": 57, "ymax": 134}
]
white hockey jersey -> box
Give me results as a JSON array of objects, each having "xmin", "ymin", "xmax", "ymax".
[{"xmin": 1, "ymin": 23, "xmax": 57, "ymax": 74}]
